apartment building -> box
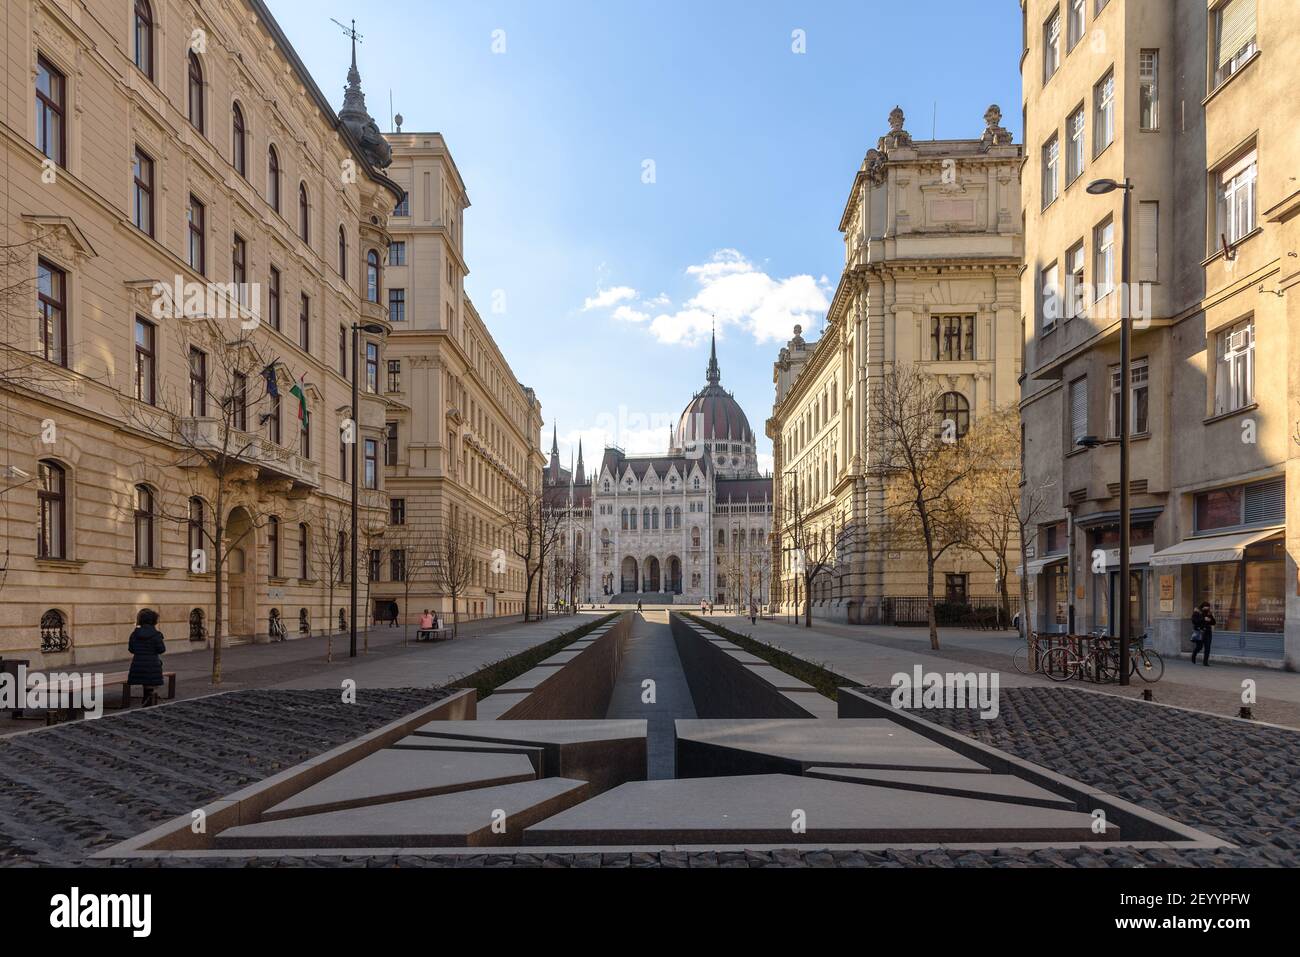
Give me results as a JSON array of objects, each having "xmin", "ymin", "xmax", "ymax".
[
  {"xmin": 0, "ymin": 0, "xmax": 402, "ymax": 664},
  {"xmin": 1019, "ymin": 0, "xmax": 1298, "ymax": 665},
  {"xmin": 769, "ymin": 105, "xmax": 1023, "ymax": 623},
  {"xmin": 372, "ymin": 133, "xmax": 544, "ymax": 624}
]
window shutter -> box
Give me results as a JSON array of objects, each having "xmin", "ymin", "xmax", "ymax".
[
  {"xmin": 1217, "ymin": 0, "xmax": 1256, "ymax": 70},
  {"xmin": 1137, "ymin": 201, "xmax": 1158, "ymax": 281},
  {"xmin": 1244, "ymin": 478, "xmax": 1284, "ymax": 525},
  {"xmin": 1070, "ymin": 377, "xmax": 1088, "ymax": 441}
]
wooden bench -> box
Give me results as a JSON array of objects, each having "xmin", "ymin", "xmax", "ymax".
[
  {"xmin": 415, "ymin": 627, "xmax": 452, "ymax": 643},
  {"xmin": 102, "ymin": 670, "xmax": 178, "ymax": 708}
]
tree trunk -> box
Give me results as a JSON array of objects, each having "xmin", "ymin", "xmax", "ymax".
[
  {"xmin": 212, "ymin": 511, "xmax": 225, "ymax": 686},
  {"xmin": 450, "ymin": 592, "xmax": 460, "ymax": 638},
  {"xmin": 926, "ymin": 549, "xmax": 940, "ymax": 651}
]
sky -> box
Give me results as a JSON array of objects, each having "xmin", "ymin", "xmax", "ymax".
[{"xmin": 268, "ymin": 0, "xmax": 1022, "ymax": 475}]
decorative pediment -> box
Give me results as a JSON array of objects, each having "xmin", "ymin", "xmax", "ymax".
[{"xmin": 22, "ymin": 215, "xmax": 97, "ymax": 265}]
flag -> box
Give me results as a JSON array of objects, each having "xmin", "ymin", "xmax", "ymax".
[
  {"xmin": 261, "ymin": 363, "xmax": 280, "ymax": 399},
  {"xmin": 289, "ymin": 374, "xmax": 309, "ymax": 425}
]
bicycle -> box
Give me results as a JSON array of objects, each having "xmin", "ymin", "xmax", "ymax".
[{"xmin": 1011, "ymin": 632, "xmax": 1054, "ymax": 675}]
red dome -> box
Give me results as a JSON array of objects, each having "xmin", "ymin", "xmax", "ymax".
[{"xmin": 678, "ymin": 385, "xmax": 754, "ymax": 444}]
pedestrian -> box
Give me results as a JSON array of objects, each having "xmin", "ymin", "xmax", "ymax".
[
  {"xmin": 636, "ymin": 599, "xmax": 643, "ymax": 612},
  {"xmin": 1191, "ymin": 602, "xmax": 1216, "ymax": 666},
  {"xmin": 700, "ymin": 599, "xmax": 707, "ymax": 615},
  {"xmin": 127, "ymin": 608, "xmax": 166, "ymax": 707},
  {"xmin": 749, "ymin": 601, "xmax": 758, "ymax": 625}
]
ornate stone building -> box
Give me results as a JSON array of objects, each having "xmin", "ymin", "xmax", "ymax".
[
  {"xmin": 0, "ymin": 0, "xmax": 400, "ymax": 664},
  {"xmin": 769, "ymin": 106, "xmax": 1023, "ymax": 622},
  {"xmin": 544, "ymin": 334, "xmax": 773, "ymax": 606},
  {"xmin": 1019, "ymin": 0, "xmax": 1297, "ymax": 665},
  {"xmin": 370, "ymin": 131, "xmax": 543, "ymax": 624}
]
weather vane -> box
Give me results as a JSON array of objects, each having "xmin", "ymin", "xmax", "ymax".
[{"xmin": 330, "ymin": 17, "xmax": 363, "ymax": 45}]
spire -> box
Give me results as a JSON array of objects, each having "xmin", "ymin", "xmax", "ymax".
[
  {"xmin": 339, "ymin": 20, "xmax": 368, "ymax": 122},
  {"xmin": 706, "ymin": 321, "xmax": 720, "ymax": 386},
  {"xmin": 551, "ymin": 423, "xmax": 559, "ymax": 456},
  {"xmin": 575, "ymin": 439, "xmax": 586, "ymax": 485},
  {"xmin": 334, "ymin": 18, "xmax": 392, "ymax": 169}
]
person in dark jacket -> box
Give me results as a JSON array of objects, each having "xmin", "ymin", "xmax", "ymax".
[
  {"xmin": 127, "ymin": 608, "xmax": 166, "ymax": 705},
  {"xmin": 1191, "ymin": 602, "xmax": 1216, "ymax": 666}
]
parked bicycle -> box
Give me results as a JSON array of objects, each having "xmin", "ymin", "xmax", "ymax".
[
  {"xmin": 1011, "ymin": 632, "xmax": 1054, "ymax": 675},
  {"xmin": 1043, "ymin": 630, "xmax": 1163, "ymax": 684}
]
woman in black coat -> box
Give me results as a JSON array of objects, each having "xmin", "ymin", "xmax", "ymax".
[
  {"xmin": 1190, "ymin": 602, "xmax": 1215, "ymax": 666},
  {"xmin": 127, "ymin": 608, "xmax": 167, "ymax": 705}
]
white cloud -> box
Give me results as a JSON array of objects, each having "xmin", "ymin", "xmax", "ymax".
[
  {"xmin": 583, "ymin": 250, "xmax": 830, "ymax": 348},
  {"xmin": 756, "ymin": 452, "xmax": 775, "ymax": 476},
  {"xmin": 582, "ymin": 286, "xmax": 637, "ymax": 311}
]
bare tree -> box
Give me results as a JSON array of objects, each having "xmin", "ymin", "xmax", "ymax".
[
  {"xmin": 503, "ymin": 487, "xmax": 544, "ymax": 621},
  {"xmin": 876, "ymin": 363, "xmax": 978, "ymax": 650},
  {"xmin": 393, "ymin": 523, "xmax": 436, "ymax": 644},
  {"xmin": 959, "ymin": 406, "xmax": 1025, "ymax": 628},
  {"xmin": 431, "ymin": 513, "xmax": 475, "ymax": 637},
  {"xmin": 313, "ymin": 504, "xmax": 349, "ymax": 662},
  {"xmin": 782, "ymin": 483, "xmax": 853, "ymax": 628}
]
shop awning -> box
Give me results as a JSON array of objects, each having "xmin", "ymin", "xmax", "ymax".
[
  {"xmin": 1015, "ymin": 556, "xmax": 1066, "ymax": 577},
  {"xmin": 1149, "ymin": 527, "xmax": 1284, "ymax": 567}
]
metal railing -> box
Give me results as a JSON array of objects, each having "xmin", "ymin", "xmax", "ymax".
[{"xmin": 881, "ymin": 595, "xmax": 1021, "ymax": 629}]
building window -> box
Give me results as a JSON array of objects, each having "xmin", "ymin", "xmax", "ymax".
[
  {"xmin": 366, "ymin": 250, "xmax": 381, "ymax": 303},
  {"xmin": 133, "ymin": 0, "xmax": 154, "ymax": 80},
  {"xmin": 1093, "ymin": 69, "xmax": 1114, "ymax": 155},
  {"xmin": 37, "ymin": 460, "xmax": 66, "ymax": 560},
  {"xmin": 1043, "ymin": 7, "xmax": 1061, "ymax": 82},
  {"xmin": 1041, "ymin": 261, "xmax": 1060, "ymax": 332},
  {"xmin": 267, "ymin": 145, "xmax": 281, "ymax": 212},
  {"xmin": 188, "ymin": 195, "xmax": 206, "ymax": 274},
  {"xmin": 1213, "ymin": 0, "xmax": 1257, "ymax": 90},
  {"xmin": 188, "ymin": 497, "xmax": 205, "ymax": 564},
  {"xmin": 364, "ymin": 439, "xmax": 378, "ymax": 489},
  {"xmin": 232, "ymin": 372, "xmax": 247, "ymax": 430},
  {"xmin": 390, "ymin": 498, "xmax": 406, "ymax": 526},
  {"xmin": 386, "ymin": 359, "xmax": 401, "ymax": 392},
  {"xmin": 1137, "ymin": 201, "xmax": 1159, "ymax": 282},
  {"xmin": 188, "ymin": 346, "xmax": 206, "ymax": 416},
  {"xmin": 339, "ymin": 326, "xmax": 348, "ymax": 377},
  {"xmin": 388, "ymin": 241, "xmax": 406, "ymax": 266},
  {"xmin": 134, "ymin": 484, "xmax": 155, "ymax": 567},
  {"xmin": 133, "ymin": 148, "xmax": 154, "ymax": 236},
  {"xmin": 394, "ymin": 191, "xmax": 409, "ymax": 216},
  {"xmin": 1196, "ymin": 477, "xmax": 1283, "ymax": 534},
  {"xmin": 300, "ymin": 407, "xmax": 311, "ymax": 459},
  {"xmin": 1214, "ymin": 317, "xmax": 1254, "ymax": 415},
  {"xmin": 339, "ymin": 431, "xmax": 347, "ymax": 482},
  {"xmin": 391, "ymin": 549, "xmax": 406, "ymax": 582},
  {"xmin": 1042, "ymin": 133, "xmax": 1059, "ymax": 208},
  {"xmin": 231, "ymin": 102, "xmax": 247, "ymax": 178},
  {"xmin": 37, "ymin": 259, "xmax": 67, "ymax": 366},
  {"xmin": 298, "ymin": 523, "xmax": 310, "ymax": 578},
  {"xmin": 299, "ymin": 294, "xmax": 310, "ymax": 351},
  {"xmin": 35, "ymin": 56, "xmax": 66, "ymax": 167},
  {"xmin": 134, "ymin": 316, "xmax": 155, "ymax": 404},
  {"xmin": 1065, "ymin": 241, "xmax": 1085, "ymax": 320},
  {"xmin": 299, "ymin": 184, "xmax": 310, "ymax": 243},
  {"xmin": 268, "ymin": 515, "xmax": 280, "ymax": 578},
  {"xmin": 1066, "ymin": 107, "xmax": 1085, "ymax": 183},
  {"xmin": 1094, "ymin": 217, "xmax": 1114, "ymax": 299},
  {"xmin": 388, "ymin": 288, "xmax": 405, "ymax": 322},
  {"xmin": 1109, "ymin": 357, "xmax": 1149, "ymax": 437},
  {"xmin": 385, "ymin": 421, "xmax": 398, "ymax": 465},
  {"xmin": 945, "ymin": 573, "xmax": 969, "ymax": 604},
  {"xmin": 937, "ymin": 392, "xmax": 970, "ymax": 439},
  {"xmin": 1066, "ymin": 0, "xmax": 1085, "ymax": 50},
  {"xmin": 1215, "ymin": 148, "xmax": 1257, "ymax": 249},
  {"xmin": 1139, "ymin": 50, "xmax": 1159, "ymax": 129},
  {"xmin": 267, "ymin": 392, "xmax": 281, "ymax": 444},
  {"xmin": 338, "ymin": 226, "xmax": 348, "ymax": 279},
  {"xmin": 366, "ymin": 342, "xmax": 379, "ymax": 394},
  {"xmin": 1069, "ymin": 376, "xmax": 1088, "ymax": 445},
  {"xmin": 931, "ymin": 315, "xmax": 974, "ymax": 361},
  {"xmin": 268, "ymin": 266, "xmax": 280, "ymax": 331},
  {"xmin": 187, "ymin": 52, "xmax": 204, "ymax": 132},
  {"xmin": 232, "ymin": 234, "xmax": 247, "ymax": 308},
  {"xmin": 368, "ymin": 549, "xmax": 381, "ymax": 582}
]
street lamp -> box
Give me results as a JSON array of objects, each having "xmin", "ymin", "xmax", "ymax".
[
  {"xmin": 1086, "ymin": 177, "xmax": 1135, "ymax": 685},
  {"xmin": 350, "ymin": 321, "xmax": 386, "ymax": 658}
]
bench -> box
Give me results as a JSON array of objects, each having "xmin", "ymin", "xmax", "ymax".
[
  {"xmin": 415, "ymin": 627, "xmax": 452, "ymax": 643},
  {"xmin": 102, "ymin": 670, "xmax": 178, "ymax": 708}
]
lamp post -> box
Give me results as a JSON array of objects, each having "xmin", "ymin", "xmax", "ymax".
[
  {"xmin": 1086, "ymin": 177, "xmax": 1135, "ymax": 685},
  {"xmin": 782, "ymin": 468, "xmax": 800, "ymax": 626},
  {"xmin": 349, "ymin": 321, "xmax": 385, "ymax": 658}
]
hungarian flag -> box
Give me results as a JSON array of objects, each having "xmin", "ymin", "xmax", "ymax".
[{"xmin": 289, "ymin": 374, "xmax": 309, "ymax": 425}]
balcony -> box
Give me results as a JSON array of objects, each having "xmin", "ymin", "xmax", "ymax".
[{"xmin": 179, "ymin": 417, "xmax": 320, "ymax": 488}]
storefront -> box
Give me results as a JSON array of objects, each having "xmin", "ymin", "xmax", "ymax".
[
  {"xmin": 1083, "ymin": 517, "xmax": 1158, "ymax": 639},
  {"xmin": 1150, "ymin": 526, "xmax": 1286, "ymax": 660}
]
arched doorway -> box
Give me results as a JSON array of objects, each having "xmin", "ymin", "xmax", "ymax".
[
  {"xmin": 645, "ymin": 556, "xmax": 661, "ymax": 593},
  {"xmin": 226, "ymin": 506, "xmax": 256, "ymax": 640},
  {"xmin": 620, "ymin": 556, "xmax": 638, "ymax": 593},
  {"xmin": 668, "ymin": 556, "xmax": 682, "ymax": 594}
]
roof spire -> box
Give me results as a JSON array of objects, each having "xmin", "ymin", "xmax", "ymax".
[
  {"xmin": 706, "ymin": 319, "xmax": 720, "ymax": 385},
  {"xmin": 551, "ymin": 423, "xmax": 558, "ymax": 456}
]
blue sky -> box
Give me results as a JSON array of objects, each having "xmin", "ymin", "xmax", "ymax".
[{"xmin": 269, "ymin": 0, "xmax": 1021, "ymax": 472}]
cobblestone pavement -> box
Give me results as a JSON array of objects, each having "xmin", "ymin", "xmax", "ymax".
[{"xmin": 0, "ymin": 688, "xmax": 447, "ymax": 866}]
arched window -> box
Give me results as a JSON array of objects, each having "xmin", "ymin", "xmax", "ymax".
[
  {"xmin": 267, "ymin": 145, "xmax": 281, "ymax": 212},
  {"xmin": 620, "ymin": 508, "xmax": 628, "ymax": 531},
  {"xmin": 651, "ymin": 507, "xmax": 659, "ymax": 530},
  {"xmin": 187, "ymin": 52, "xmax": 204, "ymax": 132},
  {"xmin": 298, "ymin": 522, "xmax": 310, "ymax": 579},
  {"xmin": 267, "ymin": 515, "xmax": 280, "ymax": 578},
  {"xmin": 298, "ymin": 183, "xmax": 309, "ymax": 242},
  {"xmin": 41, "ymin": 609, "xmax": 70, "ymax": 653},
  {"xmin": 189, "ymin": 608, "xmax": 206, "ymax": 640},
  {"xmin": 937, "ymin": 391, "xmax": 971, "ymax": 439},
  {"xmin": 37, "ymin": 460, "xmax": 66, "ymax": 559},
  {"xmin": 338, "ymin": 226, "xmax": 348, "ymax": 279},
  {"xmin": 187, "ymin": 496, "xmax": 206, "ymax": 570},
  {"xmin": 231, "ymin": 102, "xmax": 246, "ymax": 177},
  {"xmin": 134, "ymin": 484, "xmax": 155, "ymax": 567},
  {"xmin": 366, "ymin": 249, "xmax": 381, "ymax": 303},
  {"xmin": 133, "ymin": 0, "xmax": 154, "ymax": 81},
  {"xmin": 642, "ymin": 507, "xmax": 651, "ymax": 530},
  {"xmin": 692, "ymin": 527, "xmax": 701, "ymax": 548}
]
